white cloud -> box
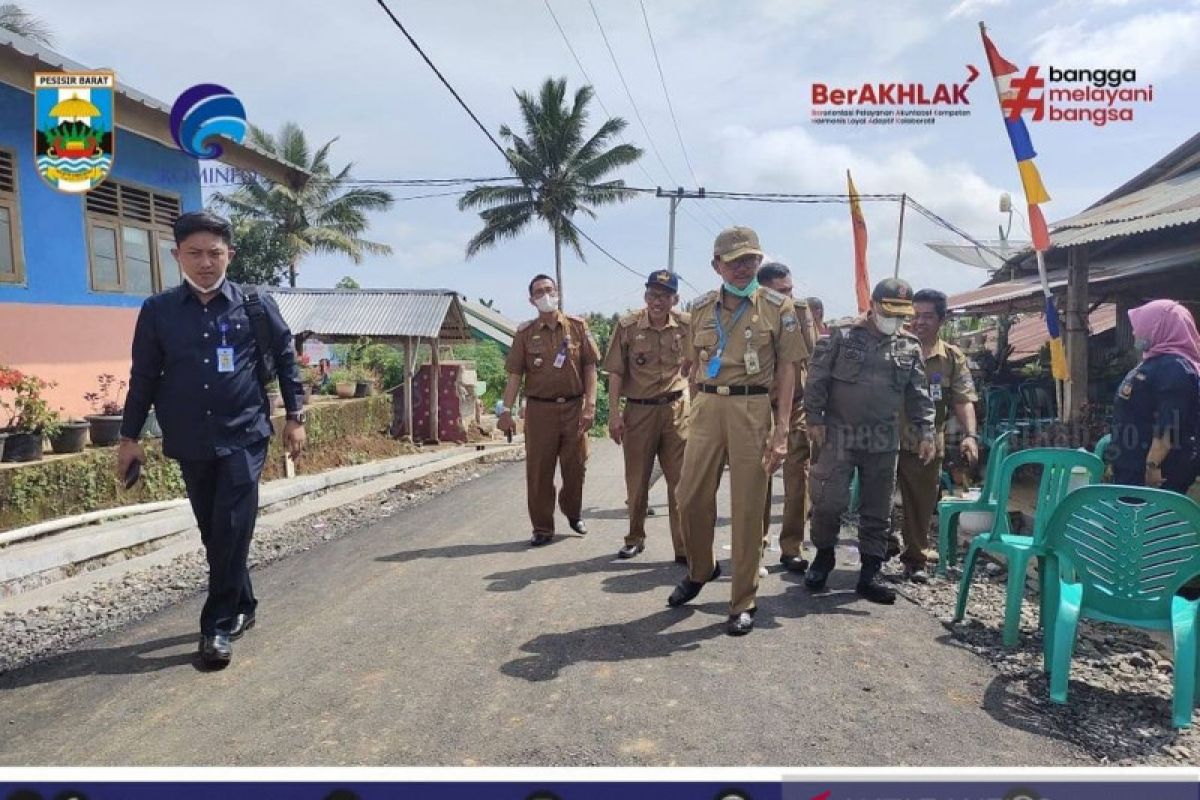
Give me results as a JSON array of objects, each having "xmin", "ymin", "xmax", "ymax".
[
  {"xmin": 1031, "ymin": 11, "xmax": 1200, "ymax": 78},
  {"xmin": 948, "ymin": 0, "xmax": 1008, "ymax": 20}
]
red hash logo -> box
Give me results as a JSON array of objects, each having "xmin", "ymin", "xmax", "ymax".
[{"xmin": 1001, "ymin": 66, "xmax": 1045, "ymax": 121}]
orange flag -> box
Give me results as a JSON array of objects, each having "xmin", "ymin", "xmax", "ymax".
[{"xmin": 847, "ymin": 170, "xmax": 871, "ymax": 313}]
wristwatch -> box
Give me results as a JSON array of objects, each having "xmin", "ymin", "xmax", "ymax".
[
  {"xmin": 286, "ymin": 411, "xmax": 306, "ymax": 424},
  {"xmin": 962, "ymin": 433, "xmax": 979, "ymax": 442}
]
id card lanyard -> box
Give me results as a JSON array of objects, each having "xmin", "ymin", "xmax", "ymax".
[
  {"xmin": 216, "ymin": 320, "xmax": 235, "ymax": 373},
  {"xmin": 553, "ymin": 334, "xmax": 570, "ymax": 369},
  {"xmin": 706, "ymin": 298, "xmax": 749, "ymax": 379}
]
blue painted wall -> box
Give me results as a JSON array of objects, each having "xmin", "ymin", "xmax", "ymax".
[{"xmin": 0, "ymin": 81, "xmax": 203, "ymax": 308}]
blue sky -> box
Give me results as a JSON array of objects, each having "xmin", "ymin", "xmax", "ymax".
[{"xmin": 37, "ymin": 0, "xmax": 1200, "ymax": 320}]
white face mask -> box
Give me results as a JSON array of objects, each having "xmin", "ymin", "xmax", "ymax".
[
  {"xmin": 534, "ymin": 293, "xmax": 559, "ymax": 314},
  {"xmin": 874, "ymin": 311, "xmax": 902, "ymax": 335},
  {"xmin": 182, "ymin": 271, "xmax": 226, "ymax": 294}
]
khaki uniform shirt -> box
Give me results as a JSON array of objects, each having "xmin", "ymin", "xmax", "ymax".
[
  {"xmin": 900, "ymin": 339, "xmax": 978, "ymax": 454},
  {"xmin": 602, "ymin": 308, "xmax": 691, "ymax": 399},
  {"xmin": 505, "ymin": 312, "xmax": 600, "ymax": 398},
  {"xmin": 804, "ymin": 314, "xmax": 935, "ymax": 453},
  {"xmin": 685, "ymin": 287, "xmax": 808, "ymax": 388}
]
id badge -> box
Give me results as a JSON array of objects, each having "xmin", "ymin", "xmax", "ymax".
[
  {"xmin": 930, "ymin": 383, "xmax": 943, "ymax": 401},
  {"xmin": 216, "ymin": 346, "xmax": 235, "ymax": 373},
  {"xmin": 744, "ymin": 349, "xmax": 761, "ymax": 375},
  {"xmin": 706, "ymin": 350, "xmax": 722, "ymax": 379},
  {"xmin": 553, "ymin": 351, "xmax": 566, "ymax": 369}
]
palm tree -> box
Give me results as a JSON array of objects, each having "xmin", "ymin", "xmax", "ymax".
[
  {"xmin": 0, "ymin": 4, "xmax": 54, "ymax": 45},
  {"xmin": 458, "ymin": 78, "xmax": 642, "ymax": 306},
  {"xmin": 213, "ymin": 122, "xmax": 394, "ymax": 287}
]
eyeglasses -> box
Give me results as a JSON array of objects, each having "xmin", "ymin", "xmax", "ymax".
[{"xmin": 645, "ymin": 290, "xmax": 674, "ymax": 303}]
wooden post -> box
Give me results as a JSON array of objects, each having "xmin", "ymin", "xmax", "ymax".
[
  {"xmin": 1114, "ymin": 294, "xmax": 1134, "ymax": 352},
  {"xmin": 403, "ymin": 336, "xmax": 414, "ymax": 440},
  {"xmin": 430, "ymin": 337, "xmax": 441, "ymax": 443},
  {"xmin": 1066, "ymin": 246, "xmax": 1090, "ymax": 420}
]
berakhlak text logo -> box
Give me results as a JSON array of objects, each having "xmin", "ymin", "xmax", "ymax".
[{"xmin": 169, "ymin": 83, "xmax": 247, "ymax": 159}]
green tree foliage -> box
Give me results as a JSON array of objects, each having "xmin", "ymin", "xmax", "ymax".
[
  {"xmin": 225, "ymin": 216, "xmax": 292, "ymax": 286},
  {"xmin": 0, "ymin": 4, "xmax": 54, "ymax": 45},
  {"xmin": 335, "ymin": 276, "xmax": 361, "ymax": 289}
]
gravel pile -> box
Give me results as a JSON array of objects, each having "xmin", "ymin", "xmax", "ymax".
[
  {"xmin": 880, "ymin": 555, "xmax": 1199, "ymax": 765},
  {"xmin": 0, "ymin": 454, "xmax": 518, "ymax": 676}
]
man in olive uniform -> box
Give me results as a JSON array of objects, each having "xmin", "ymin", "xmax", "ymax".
[
  {"xmin": 756, "ymin": 262, "xmax": 818, "ymax": 572},
  {"xmin": 497, "ymin": 274, "xmax": 600, "ymax": 545},
  {"xmin": 604, "ymin": 270, "xmax": 692, "ymax": 561},
  {"xmin": 896, "ymin": 289, "xmax": 979, "ymax": 583},
  {"xmin": 666, "ymin": 226, "xmax": 807, "ymax": 636},
  {"xmin": 804, "ymin": 278, "xmax": 936, "ymax": 604}
]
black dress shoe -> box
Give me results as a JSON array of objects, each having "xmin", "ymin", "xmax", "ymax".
[
  {"xmin": 569, "ymin": 518, "xmax": 588, "ymax": 535},
  {"xmin": 805, "ymin": 547, "xmax": 836, "ymax": 590},
  {"xmin": 780, "ymin": 555, "xmax": 810, "ymax": 573},
  {"xmin": 727, "ymin": 608, "xmax": 756, "ymax": 636},
  {"xmin": 198, "ymin": 633, "xmax": 231, "ymax": 667},
  {"xmin": 616, "ymin": 543, "xmax": 645, "ymax": 559},
  {"xmin": 529, "ymin": 533, "xmax": 553, "ymax": 546},
  {"xmin": 229, "ymin": 612, "xmax": 256, "ymax": 640},
  {"xmin": 667, "ymin": 563, "xmax": 721, "ymax": 607}
]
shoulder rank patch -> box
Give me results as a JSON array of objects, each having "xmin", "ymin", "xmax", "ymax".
[
  {"xmin": 619, "ymin": 311, "xmax": 641, "ymax": 328},
  {"xmin": 674, "ymin": 309, "xmax": 692, "ymax": 325},
  {"xmin": 517, "ymin": 319, "xmax": 534, "ymax": 332},
  {"xmin": 691, "ymin": 290, "xmax": 719, "ymax": 309}
]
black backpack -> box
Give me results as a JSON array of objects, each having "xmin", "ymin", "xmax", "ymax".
[{"xmin": 242, "ymin": 285, "xmax": 278, "ymax": 389}]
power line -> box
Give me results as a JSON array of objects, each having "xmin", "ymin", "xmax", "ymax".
[
  {"xmin": 638, "ymin": 0, "xmax": 737, "ymax": 229},
  {"xmin": 566, "ymin": 217, "xmax": 702, "ymax": 295}
]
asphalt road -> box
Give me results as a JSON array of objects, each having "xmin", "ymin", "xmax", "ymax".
[{"xmin": 0, "ymin": 440, "xmax": 1088, "ymax": 766}]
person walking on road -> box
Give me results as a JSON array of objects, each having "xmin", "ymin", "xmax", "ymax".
[
  {"xmin": 896, "ymin": 289, "xmax": 979, "ymax": 584},
  {"xmin": 604, "ymin": 270, "xmax": 692, "ymax": 562},
  {"xmin": 756, "ymin": 262, "xmax": 817, "ymax": 573},
  {"xmin": 116, "ymin": 211, "xmax": 306, "ymax": 668},
  {"xmin": 666, "ymin": 226, "xmax": 808, "ymax": 636},
  {"xmin": 497, "ymin": 274, "xmax": 600, "ymax": 546},
  {"xmin": 804, "ymin": 278, "xmax": 935, "ymax": 605}
]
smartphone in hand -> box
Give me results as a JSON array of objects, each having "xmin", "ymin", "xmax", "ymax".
[{"xmin": 124, "ymin": 460, "xmax": 142, "ymax": 490}]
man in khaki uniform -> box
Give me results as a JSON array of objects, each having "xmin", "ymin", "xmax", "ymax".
[
  {"xmin": 497, "ymin": 274, "xmax": 600, "ymax": 546},
  {"xmin": 756, "ymin": 262, "xmax": 818, "ymax": 572},
  {"xmin": 896, "ymin": 288, "xmax": 979, "ymax": 582},
  {"xmin": 666, "ymin": 226, "xmax": 807, "ymax": 637},
  {"xmin": 604, "ymin": 270, "xmax": 692, "ymax": 562},
  {"xmin": 804, "ymin": 278, "xmax": 936, "ymax": 604}
]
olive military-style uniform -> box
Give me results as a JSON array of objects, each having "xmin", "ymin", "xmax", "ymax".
[
  {"xmin": 677, "ymin": 286, "xmax": 808, "ymax": 614},
  {"xmin": 763, "ymin": 300, "xmax": 818, "ymax": 561},
  {"xmin": 506, "ymin": 312, "xmax": 601, "ymax": 535},
  {"xmin": 896, "ymin": 339, "xmax": 978, "ymax": 569},
  {"xmin": 604, "ymin": 307, "xmax": 692, "ymax": 557},
  {"xmin": 805, "ymin": 316, "xmax": 935, "ymax": 560},
  {"xmin": 1110, "ymin": 353, "xmax": 1200, "ymax": 493}
]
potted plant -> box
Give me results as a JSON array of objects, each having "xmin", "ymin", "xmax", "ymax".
[
  {"xmin": 330, "ymin": 367, "xmax": 358, "ymax": 399},
  {"xmin": 50, "ymin": 409, "xmax": 90, "ymax": 454},
  {"xmin": 353, "ymin": 365, "xmax": 376, "ymax": 398},
  {"xmin": 0, "ymin": 368, "xmax": 61, "ymax": 462},
  {"xmin": 83, "ymin": 373, "xmax": 127, "ymax": 447}
]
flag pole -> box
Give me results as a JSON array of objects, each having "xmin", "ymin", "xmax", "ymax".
[{"xmin": 893, "ymin": 193, "xmax": 907, "ymax": 278}]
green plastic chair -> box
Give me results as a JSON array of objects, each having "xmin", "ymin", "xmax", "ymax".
[
  {"xmin": 1093, "ymin": 433, "xmax": 1111, "ymax": 464},
  {"xmin": 982, "ymin": 386, "xmax": 1019, "ymax": 448},
  {"xmin": 1041, "ymin": 485, "xmax": 1200, "ymax": 728},
  {"xmin": 848, "ymin": 469, "xmax": 861, "ymax": 514},
  {"xmin": 953, "ymin": 447, "xmax": 1105, "ymax": 646},
  {"xmin": 936, "ymin": 431, "xmax": 1015, "ymax": 576}
]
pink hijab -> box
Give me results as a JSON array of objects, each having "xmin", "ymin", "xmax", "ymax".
[{"xmin": 1128, "ymin": 299, "xmax": 1200, "ymax": 372}]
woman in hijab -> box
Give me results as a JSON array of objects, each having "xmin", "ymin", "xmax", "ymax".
[{"xmin": 1109, "ymin": 299, "xmax": 1200, "ymax": 492}]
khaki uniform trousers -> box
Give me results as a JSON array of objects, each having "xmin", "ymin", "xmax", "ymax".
[
  {"xmin": 524, "ymin": 398, "xmax": 589, "ymax": 534},
  {"xmin": 809, "ymin": 442, "xmax": 899, "ymax": 560},
  {"xmin": 763, "ymin": 405, "xmax": 810, "ymax": 558},
  {"xmin": 621, "ymin": 397, "xmax": 688, "ymax": 556},
  {"xmin": 677, "ymin": 393, "xmax": 772, "ymax": 615},
  {"xmin": 896, "ymin": 449, "xmax": 942, "ymax": 568}
]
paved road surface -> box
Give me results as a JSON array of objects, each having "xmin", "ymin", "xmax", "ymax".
[{"xmin": 0, "ymin": 441, "xmax": 1088, "ymax": 766}]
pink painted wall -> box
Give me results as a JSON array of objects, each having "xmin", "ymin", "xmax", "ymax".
[{"xmin": 0, "ymin": 304, "xmax": 138, "ymax": 420}]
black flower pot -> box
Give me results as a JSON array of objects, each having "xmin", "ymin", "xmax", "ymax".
[
  {"xmin": 355, "ymin": 380, "xmax": 373, "ymax": 398},
  {"xmin": 1, "ymin": 431, "xmax": 44, "ymax": 462},
  {"xmin": 50, "ymin": 421, "xmax": 90, "ymax": 454},
  {"xmin": 85, "ymin": 414, "xmax": 124, "ymax": 447},
  {"xmin": 0, "ymin": 431, "xmax": 8, "ymax": 461}
]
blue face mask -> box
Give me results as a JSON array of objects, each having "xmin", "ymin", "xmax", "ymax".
[{"xmin": 723, "ymin": 278, "xmax": 759, "ymax": 298}]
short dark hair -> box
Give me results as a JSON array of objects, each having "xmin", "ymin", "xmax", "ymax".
[
  {"xmin": 528, "ymin": 274, "xmax": 556, "ymax": 296},
  {"xmin": 806, "ymin": 296, "xmax": 824, "ymax": 312},
  {"xmin": 757, "ymin": 261, "xmax": 790, "ymax": 284},
  {"xmin": 913, "ymin": 289, "xmax": 948, "ymax": 320},
  {"xmin": 173, "ymin": 210, "xmax": 233, "ymax": 246}
]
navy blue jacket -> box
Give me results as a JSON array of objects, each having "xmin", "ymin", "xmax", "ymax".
[
  {"xmin": 1110, "ymin": 353, "xmax": 1200, "ymax": 493},
  {"xmin": 121, "ymin": 281, "xmax": 304, "ymax": 461}
]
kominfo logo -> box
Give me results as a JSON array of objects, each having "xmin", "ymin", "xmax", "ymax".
[{"xmin": 168, "ymin": 83, "xmax": 247, "ymax": 159}]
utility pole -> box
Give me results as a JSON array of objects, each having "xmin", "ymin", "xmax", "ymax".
[{"xmin": 656, "ymin": 187, "xmax": 706, "ymax": 270}]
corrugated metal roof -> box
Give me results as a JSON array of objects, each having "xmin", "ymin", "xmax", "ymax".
[
  {"xmin": 0, "ymin": 29, "xmax": 308, "ymax": 185},
  {"xmin": 1047, "ymin": 169, "xmax": 1200, "ymax": 248},
  {"xmin": 1006, "ymin": 305, "xmax": 1117, "ymax": 360},
  {"xmin": 265, "ymin": 288, "xmax": 473, "ymax": 342},
  {"xmin": 460, "ymin": 298, "xmax": 516, "ymax": 350}
]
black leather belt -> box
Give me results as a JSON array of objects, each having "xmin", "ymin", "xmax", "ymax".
[
  {"xmin": 527, "ymin": 395, "xmax": 582, "ymax": 404},
  {"xmin": 626, "ymin": 390, "xmax": 684, "ymax": 406},
  {"xmin": 698, "ymin": 384, "xmax": 769, "ymax": 396}
]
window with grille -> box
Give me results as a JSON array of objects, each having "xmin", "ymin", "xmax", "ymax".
[
  {"xmin": 0, "ymin": 149, "xmax": 24, "ymax": 285},
  {"xmin": 85, "ymin": 181, "xmax": 182, "ymax": 295}
]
